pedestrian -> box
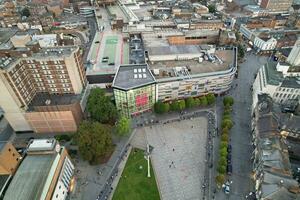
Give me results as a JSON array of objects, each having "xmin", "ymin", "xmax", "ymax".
[
  {"xmin": 169, "ymin": 165, "xmax": 171, "ymax": 168},
  {"xmin": 173, "ymin": 148, "xmax": 175, "ymax": 152}
]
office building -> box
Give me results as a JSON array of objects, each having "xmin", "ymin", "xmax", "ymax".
[
  {"xmin": 286, "ymin": 39, "xmax": 300, "ymax": 66},
  {"xmin": 0, "ymin": 38, "xmax": 86, "ymax": 132},
  {"xmin": 3, "ymin": 139, "xmax": 75, "ymax": 200}
]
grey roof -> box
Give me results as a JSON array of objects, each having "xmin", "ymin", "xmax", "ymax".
[
  {"xmin": 281, "ymin": 77, "xmax": 300, "ymax": 89},
  {"xmin": 4, "ymin": 154, "xmax": 57, "ymax": 200},
  {"xmin": 147, "ymin": 45, "xmax": 203, "ymax": 56},
  {"xmin": 264, "ymin": 61, "xmax": 284, "ymax": 86},
  {"xmin": 113, "ymin": 64, "xmax": 156, "ymax": 90},
  {"xmin": 28, "ymin": 93, "xmax": 81, "ymax": 110}
]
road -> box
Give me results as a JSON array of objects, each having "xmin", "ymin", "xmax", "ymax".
[{"xmin": 214, "ymin": 53, "xmax": 268, "ymax": 199}]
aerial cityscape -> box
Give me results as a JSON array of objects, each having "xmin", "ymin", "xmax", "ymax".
[{"xmin": 0, "ymin": 0, "xmax": 300, "ymax": 199}]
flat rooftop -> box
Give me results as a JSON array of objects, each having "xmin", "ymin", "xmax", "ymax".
[
  {"xmin": 0, "ymin": 28, "xmax": 17, "ymax": 45},
  {"xmin": 113, "ymin": 64, "xmax": 156, "ymax": 90},
  {"xmin": 86, "ymin": 32, "xmax": 129, "ymax": 75},
  {"xmin": 4, "ymin": 154, "xmax": 58, "ymax": 200},
  {"xmin": 27, "ymin": 139, "xmax": 56, "ymax": 152},
  {"xmin": 149, "ymin": 50, "xmax": 233, "ymax": 79},
  {"xmin": 28, "ymin": 93, "xmax": 81, "ymax": 111}
]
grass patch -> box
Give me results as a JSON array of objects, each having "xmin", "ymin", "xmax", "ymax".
[{"xmin": 112, "ymin": 148, "xmax": 160, "ymax": 200}]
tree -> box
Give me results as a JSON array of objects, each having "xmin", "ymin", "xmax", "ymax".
[
  {"xmin": 221, "ymin": 134, "xmax": 229, "ymax": 142},
  {"xmin": 222, "ymin": 114, "xmax": 231, "ymax": 121},
  {"xmin": 216, "ymin": 174, "xmax": 225, "ymax": 186},
  {"xmin": 163, "ymin": 103, "xmax": 170, "ymax": 113},
  {"xmin": 223, "ymin": 96, "xmax": 234, "ymax": 107},
  {"xmin": 75, "ymin": 121, "xmax": 114, "ymax": 164},
  {"xmin": 238, "ymin": 44, "xmax": 245, "ymax": 59},
  {"xmin": 217, "ymin": 165, "xmax": 226, "ymax": 174},
  {"xmin": 208, "ymin": 4, "xmax": 216, "ymax": 13},
  {"xmin": 185, "ymin": 97, "xmax": 195, "ymax": 108},
  {"xmin": 219, "ymin": 156, "xmax": 227, "ymax": 166},
  {"xmin": 116, "ymin": 116, "xmax": 131, "ymax": 136},
  {"xmin": 206, "ymin": 93, "xmax": 216, "ymax": 105},
  {"xmin": 154, "ymin": 101, "xmax": 165, "ymax": 114},
  {"xmin": 170, "ymin": 101, "xmax": 180, "ymax": 111},
  {"xmin": 21, "ymin": 8, "xmax": 30, "ymax": 18},
  {"xmin": 219, "ymin": 147, "xmax": 228, "ymax": 157},
  {"xmin": 199, "ymin": 96, "xmax": 208, "ymax": 106},
  {"xmin": 222, "ymin": 119, "xmax": 233, "ymax": 129},
  {"xmin": 194, "ymin": 98, "xmax": 200, "ymax": 107},
  {"xmin": 87, "ymin": 88, "xmax": 118, "ymax": 124},
  {"xmin": 222, "ymin": 127, "xmax": 229, "ymax": 135},
  {"xmin": 178, "ymin": 100, "xmax": 186, "ymax": 111},
  {"xmin": 220, "ymin": 141, "xmax": 228, "ymax": 149}
]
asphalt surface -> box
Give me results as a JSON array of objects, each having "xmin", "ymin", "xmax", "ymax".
[{"xmin": 214, "ymin": 53, "xmax": 268, "ymax": 199}]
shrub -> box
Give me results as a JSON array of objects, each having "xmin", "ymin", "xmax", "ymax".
[
  {"xmin": 219, "ymin": 147, "xmax": 228, "ymax": 157},
  {"xmin": 216, "ymin": 174, "xmax": 225, "ymax": 186},
  {"xmin": 221, "ymin": 134, "xmax": 229, "ymax": 142},
  {"xmin": 194, "ymin": 98, "xmax": 200, "ymax": 107},
  {"xmin": 206, "ymin": 93, "xmax": 216, "ymax": 105},
  {"xmin": 223, "ymin": 96, "xmax": 234, "ymax": 107},
  {"xmin": 222, "ymin": 119, "xmax": 233, "ymax": 129},
  {"xmin": 217, "ymin": 165, "xmax": 226, "ymax": 174},
  {"xmin": 185, "ymin": 97, "xmax": 195, "ymax": 108}
]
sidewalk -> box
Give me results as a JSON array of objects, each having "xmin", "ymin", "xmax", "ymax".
[{"xmin": 108, "ymin": 146, "xmax": 132, "ymax": 200}]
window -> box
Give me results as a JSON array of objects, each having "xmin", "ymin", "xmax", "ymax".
[
  {"xmin": 56, "ymin": 194, "xmax": 58, "ymax": 198},
  {"xmin": 8, "ymin": 148, "xmax": 11, "ymax": 152},
  {"xmin": 16, "ymin": 158, "xmax": 19, "ymax": 161},
  {"xmin": 12, "ymin": 153, "xmax": 15, "ymax": 156}
]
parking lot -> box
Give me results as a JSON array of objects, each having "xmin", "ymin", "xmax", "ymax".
[{"xmin": 136, "ymin": 117, "xmax": 208, "ymax": 200}]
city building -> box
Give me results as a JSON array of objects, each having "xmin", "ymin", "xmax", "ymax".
[
  {"xmin": 0, "ymin": 141, "xmax": 21, "ymax": 175},
  {"xmin": 252, "ymin": 40, "xmax": 300, "ymax": 108},
  {"xmin": 239, "ymin": 24, "xmax": 300, "ymax": 51},
  {"xmin": 3, "ymin": 138, "xmax": 75, "ymax": 200},
  {"xmin": 112, "ymin": 43, "xmax": 237, "ymax": 116},
  {"xmin": 113, "ymin": 64, "xmax": 156, "ymax": 117},
  {"xmin": 0, "ymin": 36, "xmax": 86, "ymax": 132},
  {"xmin": 252, "ymin": 94, "xmax": 300, "ymax": 200},
  {"xmin": 260, "ymin": 0, "xmax": 293, "ymax": 13},
  {"xmin": 167, "ymin": 30, "xmax": 220, "ymax": 45},
  {"xmin": 252, "ymin": 61, "xmax": 300, "ymax": 107}
]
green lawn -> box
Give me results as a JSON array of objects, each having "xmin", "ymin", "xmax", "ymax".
[{"xmin": 112, "ymin": 149, "xmax": 160, "ymax": 200}]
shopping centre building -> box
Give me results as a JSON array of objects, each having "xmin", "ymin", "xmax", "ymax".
[{"xmin": 112, "ymin": 43, "xmax": 237, "ymax": 117}]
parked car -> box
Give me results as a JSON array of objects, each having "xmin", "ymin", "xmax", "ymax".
[
  {"xmin": 223, "ymin": 181, "xmax": 230, "ymax": 194},
  {"xmin": 227, "ymin": 144, "xmax": 232, "ymax": 153},
  {"xmin": 227, "ymin": 164, "xmax": 232, "ymax": 175}
]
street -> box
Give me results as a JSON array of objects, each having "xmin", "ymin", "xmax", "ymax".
[{"xmin": 214, "ymin": 53, "xmax": 268, "ymax": 199}]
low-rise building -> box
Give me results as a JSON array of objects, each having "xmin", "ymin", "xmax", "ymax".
[
  {"xmin": 252, "ymin": 94, "xmax": 300, "ymax": 200},
  {"xmin": 3, "ymin": 138, "xmax": 75, "ymax": 200}
]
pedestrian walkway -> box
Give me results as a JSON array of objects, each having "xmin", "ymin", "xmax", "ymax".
[{"xmin": 108, "ymin": 146, "xmax": 132, "ymax": 200}]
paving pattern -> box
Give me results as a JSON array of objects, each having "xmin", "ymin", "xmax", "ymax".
[{"xmin": 137, "ymin": 117, "xmax": 208, "ymax": 200}]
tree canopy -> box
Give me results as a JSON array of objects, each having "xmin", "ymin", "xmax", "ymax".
[
  {"xmin": 223, "ymin": 96, "xmax": 234, "ymax": 107},
  {"xmin": 87, "ymin": 88, "xmax": 118, "ymax": 124},
  {"xmin": 208, "ymin": 4, "xmax": 216, "ymax": 13},
  {"xmin": 21, "ymin": 8, "xmax": 30, "ymax": 17},
  {"xmin": 185, "ymin": 97, "xmax": 195, "ymax": 108},
  {"xmin": 116, "ymin": 116, "xmax": 131, "ymax": 136},
  {"xmin": 199, "ymin": 96, "xmax": 208, "ymax": 106},
  {"xmin": 206, "ymin": 93, "xmax": 216, "ymax": 105},
  {"xmin": 238, "ymin": 44, "xmax": 245, "ymax": 59},
  {"xmin": 75, "ymin": 121, "xmax": 114, "ymax": 164},
  {"xmin": 154, "ymin": 101, "xmax": 169, "ymax": 114}
]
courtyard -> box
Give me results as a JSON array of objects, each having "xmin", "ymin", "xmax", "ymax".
[{"xmin": 134, "ymin": 117, "xmax": 208, "ymax": 200}]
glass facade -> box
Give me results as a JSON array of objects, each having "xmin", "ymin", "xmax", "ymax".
[{"xmin": 114, "ymin": 84, "xmax": 156, "ymax": 117}]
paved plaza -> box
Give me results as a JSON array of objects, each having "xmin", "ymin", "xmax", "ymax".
[{"xmin": 136, "ymin": 117, "xmax": 208, "ymax": 200}]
